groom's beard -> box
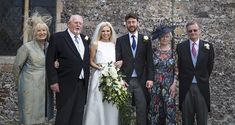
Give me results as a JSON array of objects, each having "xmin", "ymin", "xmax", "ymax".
[{"xmin": 127, "ymin": 26, "xmax": 138, "ymax": 34}]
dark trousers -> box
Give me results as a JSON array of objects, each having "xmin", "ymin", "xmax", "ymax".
[
  {"xmin": 129, "ymin": 78, "xmax": 147, "ymax": 125},
  {"xmin": 182, "ymin": 84, "xmax": 208, "ymax": 125},
  {"xmin": 55, "ymin": 79, "xmax": 85, "ymax": 125}
]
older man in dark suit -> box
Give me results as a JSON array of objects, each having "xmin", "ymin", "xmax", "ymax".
[
  {"xmin": 46, "ymin": 15, "xmax": 90, "ymax": 125},
  {"xmin": 176, "ymin": 21, "xmax": 215, "ymax": 125},
  {"xmin": 116, "ymin": 13, "xmax": 154, "ymax": 125}
]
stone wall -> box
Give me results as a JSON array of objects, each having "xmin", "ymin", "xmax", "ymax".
[
  {"xmin": 62, "ymin": 1, "xmax": 235, "ymax": 124},
  {"xmin": 0, "ymin": 0, "xmax": 234, "ymax": 124},
  {"xmin": 0, "ymin": 57, "xmax": 18, "ymax": 124}
]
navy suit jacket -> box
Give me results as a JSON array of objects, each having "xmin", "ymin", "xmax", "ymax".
[
  {"xmin": 176, "ymin": 39, "xmax": 214, "ymax": 111},
  {"xmin": 46, "ymin": 30, "xmax": 90, "ymax": 109},
  {"xmin": 116, "ymin": 33, "xmax": 154, "ymax": 89}
]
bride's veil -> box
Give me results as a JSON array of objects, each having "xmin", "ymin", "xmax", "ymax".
[{"xmin": 91, "ymin": 22, "xmax": 117, "ymax": 44}]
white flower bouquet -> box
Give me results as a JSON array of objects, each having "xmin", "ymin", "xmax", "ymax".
[
  {"xmin": 99, "ymin": 62, "xmax": 130, "ymax": 109},
  {"xmin": 99, "ymin": 62, "xmax": 135, "ymax": 124}
]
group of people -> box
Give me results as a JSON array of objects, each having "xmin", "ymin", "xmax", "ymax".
[{"xmin": 13, "ymin": 12, "xmax": 214, "ymax": 125}]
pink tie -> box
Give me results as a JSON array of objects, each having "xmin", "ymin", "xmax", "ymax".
[{"xmin": 192, "ymin": 42, "xmax": 196, "ymax": 58}]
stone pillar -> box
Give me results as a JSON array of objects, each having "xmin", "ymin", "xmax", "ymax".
[
  {"xmin": 56, "ymin": 0, "xmax": 67, "ymax": 32},
  {"xmin": 22, "ymin": 0, "xmax": 29, "ymax": 43}
]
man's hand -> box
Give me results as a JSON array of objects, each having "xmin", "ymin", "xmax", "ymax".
[
  {"xmin": 146, "ymin": 80, "xmax": 153, "ymax": 89},
  {"xmin": 115, "ymin": 60, "xmax": 123, "ymax": 69},
  {"xmin": 50, "ymin": 83, "xmax": 60, "ymax": 93},
  {"xmin": 54, "ymin": 59, "xmax": 59, "ymax": 69},
  {"xmin": 169, "ymin": 82, "xmax": 177, "ymax": 98},
  {"xmin": 123, "ymin": 80, "xmax": 129, "ymax": 88}
]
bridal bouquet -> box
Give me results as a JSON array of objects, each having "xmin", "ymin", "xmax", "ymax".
[
  {"xmin": 99, "ymin": 62, "xmax": 129, "ymax": 109},
  {"xmin": 99, "ymin": 62, "xmax": 135, "ymax": 125}
]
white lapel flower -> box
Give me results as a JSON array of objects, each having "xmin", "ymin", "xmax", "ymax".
[
  {"xmin": 143, "ymin": 35, "xmax": 149, "ymax": 42},
  {"xmin": 204, "ymin": 43, "xmax": 210, "ymax": 50},
  {"xmin": 85, "ymin": 36, "xmax": 89, "ymax": 41}
]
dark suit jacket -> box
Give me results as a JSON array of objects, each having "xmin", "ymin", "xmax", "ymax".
[
  {"xmin": 116, "ymin": 33, "xmax": 154, "ymax": 90},
  {"xmin": 46, "ymin": 30, "xmax": 90, "ymax": 109},
  {"xmin": 176, "ymin": 39, "xmax": 214, "ymax": 111}
]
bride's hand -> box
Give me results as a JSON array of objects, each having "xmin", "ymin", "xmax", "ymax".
[{"xmin": 96, "ymin": 64, "xmax": 103, "ymax": 70}]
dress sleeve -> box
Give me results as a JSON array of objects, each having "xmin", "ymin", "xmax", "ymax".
[
  {"xmin": 173, "ymin": 50, "xmax": 179, "ymax": 83},
  {"xmin": 13, "ymin": 45, "xmax": 29, "ymax": 79}
]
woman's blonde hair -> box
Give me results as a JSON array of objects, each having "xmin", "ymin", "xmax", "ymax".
[
  {"xmin": 33, "ymin": 23, "xmax": 50, "ymax": 41},
  {"xmin": 24, "ymin": 10, "xmax": 52, "ymax": 42},
  {"xmin": 91, "ymin": 22, "xmax": 117, "ymax": 44}
]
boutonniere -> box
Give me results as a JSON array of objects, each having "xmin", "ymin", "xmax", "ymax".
[
  {"xmin": 204, "ymin": 43, "xmax": 210, "ymax": 50},
  {"xmin": 85, "ymin": 36, "xmax": 89, "ymax": 41},
  {"xmin": 143, "ymin": 35, "xmax": 149, "ymax": 42}
]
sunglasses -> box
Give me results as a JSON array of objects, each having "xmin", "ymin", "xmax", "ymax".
[{"xmin": 188, "ymin": 29, "xmax": 198, "ymax": 33}]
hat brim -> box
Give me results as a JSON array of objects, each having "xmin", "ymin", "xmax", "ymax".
[{"xmin": 151, "ymin": 26, "xmax": 176, "ymax": 40}]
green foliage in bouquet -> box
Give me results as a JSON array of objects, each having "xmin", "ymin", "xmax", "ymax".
[
  {"xmin": 118, "ymin": 95, "xmax": 136, "ymax": 125},
  {"xmin": 99, "ymin": 62, "xmax": 135, "ymax": 125}
]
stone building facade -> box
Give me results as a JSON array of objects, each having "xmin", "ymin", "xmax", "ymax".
[{"xmin": 0, "ymin": 0, "xmax": 235, "ymax": 124}]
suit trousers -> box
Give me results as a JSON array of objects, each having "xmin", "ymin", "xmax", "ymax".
[
  {"xmin": 182, "ymin": 84, "xmax": 208, "ymax": 125},
  {"xmin": 55, "ymin": 79, "xmax": 85, "ymax": 125},
  {"xmin": 129, "ymin": 78, "xmax": 147, "ymax": 125}
]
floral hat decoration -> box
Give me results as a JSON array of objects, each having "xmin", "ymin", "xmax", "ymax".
[{"xmin": 151, "ymin": 24, "xmax": 176, "ymax": 40}]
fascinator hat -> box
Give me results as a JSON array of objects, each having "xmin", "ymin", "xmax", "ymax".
[
  {"xmin": 151, "ymin": 25, "xmax": 176, "ymax": 40},
  {"xmin": 24, "ymin": 7, "xmax": 52, "ymax": 42}
]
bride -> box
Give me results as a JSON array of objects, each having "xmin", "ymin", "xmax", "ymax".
[{"xmin": 83, "ymin": 22, "xmax": 120, "ymax": 125}]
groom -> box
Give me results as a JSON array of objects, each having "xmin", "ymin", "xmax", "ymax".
[{"xmin": 116, "ymin": 13, "xmax": 153, "ymax": 125}]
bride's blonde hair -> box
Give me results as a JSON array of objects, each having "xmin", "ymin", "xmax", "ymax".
[{"xmin": 91, "ymin": 22, "xmax": 117, "ymax": 44}]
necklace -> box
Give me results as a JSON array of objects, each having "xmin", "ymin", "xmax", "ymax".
[{"xmin": 159, "ymin": 46, "xmax": 170, "ymax": 53}]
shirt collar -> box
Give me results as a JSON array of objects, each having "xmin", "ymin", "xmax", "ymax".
[
  {"xmin": 68, "ymin": 29, "xmax": 81, "ymax": 40},
  {"xmin": 190, "ymin": 39, "xmax": 199, "ymax": 45},
  {"xmin": 129, "ymin": 31, "xmax": 138, "ymax": 39}
]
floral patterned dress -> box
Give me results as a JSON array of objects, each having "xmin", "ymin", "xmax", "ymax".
[{"xmin": 148, "ymin": 48, "xmax": 178, "ymax": 125}]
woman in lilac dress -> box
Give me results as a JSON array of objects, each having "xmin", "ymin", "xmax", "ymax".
[{"xmin": 148, "ymin": 25, "xmax": 178, "ymax": 125}]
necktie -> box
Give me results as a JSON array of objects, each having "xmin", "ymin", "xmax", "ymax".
[
  {"xmin": 74, "ymin": 35, "xmax": 84, "ymax": 79},
  {"xmin": 74, "ymin": 35, "xmax": 82, "ymax": 56},
  {"xmin": 74, "ymin": 35, "xmax": 79, "ymax": 44},
  {"xmin": 131, "ymin": 35, "xmax": 136, "ymax": 50},
  {"xmin": 192, "ymin": 42, "xmax": 196, "ymax": 58}
]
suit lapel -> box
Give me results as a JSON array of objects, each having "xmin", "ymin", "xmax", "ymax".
[
  {"xmin": 124, "ymin": 34, "xmax": 134, "ymax": 58},
  {"xmin": 80, "ymin": 35, "xmax": 89, "ymax": 60},
  {"xmin": 135, "ymin": 34, "xmax": 142, "ymax": 57},
  {"xmin": 63, "ymin": 30, "xmax": 81, "ymax": 58},
  {"xmin": 195, "ymin": 40, "xmax": 204, "ymax": 69},
  {"xmin": 185, "ymin": 40, "xmax": 195, "ymax": 68}
]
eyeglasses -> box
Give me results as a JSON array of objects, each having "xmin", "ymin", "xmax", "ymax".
[{"xmin": 188, "ymin": 29, "xmax": 198, "ymax": 33}]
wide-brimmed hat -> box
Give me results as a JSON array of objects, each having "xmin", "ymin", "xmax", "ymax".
[{"xmin": 151, "ymin": 25, "xmax": 176, "ymax": 40}]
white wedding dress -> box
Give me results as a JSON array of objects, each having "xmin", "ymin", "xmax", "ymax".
[{"xmin": 83, "ymin": 41, "xmax": 119, "ymax": 125}]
